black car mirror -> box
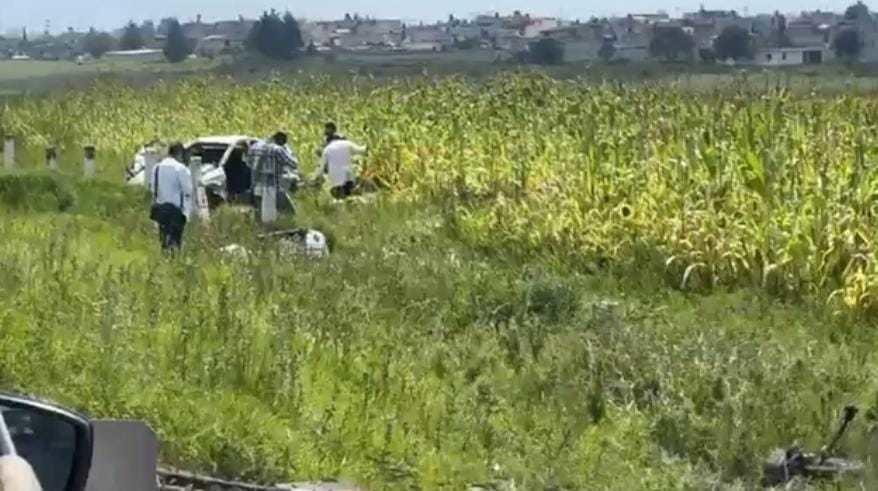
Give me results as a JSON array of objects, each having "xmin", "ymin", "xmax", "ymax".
[{"xmin": 0, "ymin": 393, "xmax": 93, "ymax": 491}]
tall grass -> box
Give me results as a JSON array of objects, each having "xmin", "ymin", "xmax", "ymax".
[{"xmin": 0, "ymin": 174, "xmax": 876, "ymax": 489}]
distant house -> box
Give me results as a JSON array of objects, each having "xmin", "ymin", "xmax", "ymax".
[
  {"xmin": 405, "ymin": 25, "xmax": 453, "ymax": 48},
  {"xmin": 450, "ymin": 24, "xmax": 483, "ymax": 43},
  {"xmin": 541, "ymin": 23, "xmax": 608, "ymax": 61},
  {"xmin": 521, "ymin": 18, "xmax": 561, "ymax": 38},
  {"xmin": 496, "ymin": 32, "xmax": 529, "ymax": 52},
  {"xmin": 475, "ymin": 14, "xmax": 505, "ymax": 30},
  {"xmin": 304, "ymin": 22, "xmax": 340, "ymax": 47},
  {"xmin": 749, "ymin": 14, "xmax": 775, "ymax": 38},
  {"xmin": 474, "ymin": 12, "xmax": 534, "ymax": 37},
  {"xmin": 182, "ymin": 15, "xmax": 213, "ymax": 40},
  {"xmin": 353, "ymin": 19, "xmax": 405, "ymax": 47},
  {"xmin": 683, "ymin": 8, "xmax": 739, "ymax": 23},
  {"xmin": 304, "ymin": 18, "xmax": 403, "ymax": 50},
  {"xmin": 145, "ymin": 35, "xmax": 167, "ymax": 50},
  {"xmin": 213, "ymin": 18, "xmax": 256, "ymax": 44},
  {"xmin": 786, "ymin": 20, "xmax": 831, "ymax": 47},
  {"xmin": 196, "ymin": 35, "xmax": 234, "ymax": 57},
  {"xmin": 629, "ymin": 13, "xmax": 671, "ymax": 24},
  {"xmin": 687, "ymin": 21, "xmax": 718, "ymax": 51},
  {"xmin": 798, "ymin": 10, "xmax": 842, "ymax": 26},
  {"xmin": 609, "ymin": 17, "xmax": 652, "ymax": 61},
  {"xmin": 753, "ymin": 46, "xmax": 826, "ymax": 65},
  {"xmin": 358, "ymin": 19, "xmax": 404, "ymax": 37},
  {"xmin": 833, "ymin": 17, "xmax": 878, "ymax": 63}
]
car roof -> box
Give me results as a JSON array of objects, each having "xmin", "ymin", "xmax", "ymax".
[{"xmin": 187, "ymin": 135, "xmax": 259, "ymax": 146}]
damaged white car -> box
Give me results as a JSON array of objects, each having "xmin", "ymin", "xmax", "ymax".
[{"xmin": 126, "ymin": 136, "xmax": 260, "ymax": 209}]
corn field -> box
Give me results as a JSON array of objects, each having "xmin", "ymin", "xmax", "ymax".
[{"xmin": 3, "ymin": 74, "xmax": 878, "ymax": 311}]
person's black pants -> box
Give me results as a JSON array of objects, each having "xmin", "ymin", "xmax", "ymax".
[
  {"xmin": 152, "ymin": 204, "xmax": 186, "ymax": 251},
  {"xmin": 330, "ymin": 181, "xmax": 356, "ymax": 200}
]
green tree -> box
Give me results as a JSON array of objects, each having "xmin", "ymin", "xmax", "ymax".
[
  {"xmin": 714, "ymin": 25, "xmax": 753, "ymax": 61},
  {"xmin": 82, "ymin": 28, "xmax": 115, "ymax": 58},
  {"xmin": 163, "ymin": 18, "xmax": 191, "ymax": 63},
  {"xmin": 119, "ymin": 21, "xmax": 145, "ymax": 51},
  {"xmin": 833, "ymin": 29, "xmax": 864, "ymax": 61},
  {"xmin": 282, "ymin": 12, "xmax": 305, "ymax": 55},
  {"xmin": 649, "ymin": 27, "xmax": 695, "ymax": 61},
  {"xmin": 528, "ymin": 38, "xmax": 564, "ymax": 65},
  {"xmin": 247, "ymin": 10, "xmax": 303, "ymax": 60},
  {"xmin": 845, "ymin": 1, "xmax": 871, "ymax": 21}
]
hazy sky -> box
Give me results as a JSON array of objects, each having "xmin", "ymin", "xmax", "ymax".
[{"xmin": 0, "ymin": 1, "xmax": 862, "ymax": 33}]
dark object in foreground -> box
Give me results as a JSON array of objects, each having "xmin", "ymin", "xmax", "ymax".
[
  {"xmin": 762, "ymin": 405, "xmax": 864, "ymax": 487},
  {"xmin": 0, "ymin": 392, "xmax": 94, "ymax": 490}
]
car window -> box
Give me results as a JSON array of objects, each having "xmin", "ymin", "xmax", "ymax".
[{"xmin": 190, "ymin": 144, "xmax": 229, "ymax": 165}]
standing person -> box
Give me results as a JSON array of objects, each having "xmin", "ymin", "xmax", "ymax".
[
  {"xmin": 315, "ymin": 121, "xmax": 345, "ymax": 157},
  {"xmin": 248, "ymin": 132, "xmax": 300, "ymax": 215},
  {"xmin": 313, "ymin": 132, "xmax": 367, "ymax": 200},
  {"xmin": 149, "ymin": 142, "xmax": 193, "ymax": 252}
]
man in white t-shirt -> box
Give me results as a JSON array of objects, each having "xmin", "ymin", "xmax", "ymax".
[
  {"xmin": 149, "ymin": 142, "xmax": 193, "ymax": 251},
  {"xmin": 313, "ymin": 133, "xmax": 367, "ymax": 199}
]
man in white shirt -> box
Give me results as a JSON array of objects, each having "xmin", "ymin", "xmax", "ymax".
[
  {"xmin": 149, "ymin": 142, "xmax": 193, "ymax": 251},
  {"xmin": 313, "ymin": 133, "xmax": 367, "ymax": 200}
]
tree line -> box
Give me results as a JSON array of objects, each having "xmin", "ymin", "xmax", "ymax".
[{"xmin": 81, "ymin": 10, "xmax": 304, "ymax": 63}]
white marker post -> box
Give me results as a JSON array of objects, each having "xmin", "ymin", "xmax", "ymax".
[
  {"xmin": 260, "ymin": 176, "xmax": 278, "ymax": 224},
  {"xmin": 143, "ymin": 149, "xmax": 159, "ymax": 188},
  {"xmin": 190, "ymin": 156, "xmax": 210, "ymax": 222},
  {"xmin": 83, "ymin": 145, "xmax": 96, "ymax": 178},
  {"xmin": 46, "ymin": 146, "xmax": 58, "ymax": 171},
  {"xmin": 3, "ymin": 138, "xmax": 15, "ymax": 170}
]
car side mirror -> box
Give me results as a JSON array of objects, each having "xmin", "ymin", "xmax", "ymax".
[{"xmin": 0, "ymin": 393, "xmax": 93, "ymax": 491}]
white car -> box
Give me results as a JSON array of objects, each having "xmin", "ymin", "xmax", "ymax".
[{"xmin": 126, "ymin": 136, "xmax": 260, "ymax": 208}]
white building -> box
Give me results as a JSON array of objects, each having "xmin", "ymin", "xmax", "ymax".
[
  {"xmin": 753, "ymin": 46, "xmax": 827, "ymax": 66},
  {"xmin": 521, "ymin": 18, "xmax": 561, "ymax": 38}
]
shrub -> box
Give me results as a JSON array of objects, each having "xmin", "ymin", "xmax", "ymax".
[{"xmin": 0, "ymin": 173, "xmax": 75, "ymax": 212}]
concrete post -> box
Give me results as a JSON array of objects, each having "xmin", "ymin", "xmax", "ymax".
[
  {"xmin": 46, "ymin": 146, "xmax": 58, "ymax": 171},
  {"xmin": 83, "ymin": 145, "xmax": 96, "ymax": 178},
  {"xmin": 143, "ymin": 149, "xmax": 159, "ymax": 189},
  {"xmin": 190, "ymin": 156, "xmax": 210, "ymax": 222},
  {"xmin": 3, "ymin": 138, "xmax": 15, "ymax": 170},
  {"xmin": 260, "ymin": 176, "xmax": 278, "ymax": 224}
]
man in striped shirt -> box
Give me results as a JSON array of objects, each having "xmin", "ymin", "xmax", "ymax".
[{"xmin": 248, "ymin": 132, "xmax": 299, "ymax": 215}]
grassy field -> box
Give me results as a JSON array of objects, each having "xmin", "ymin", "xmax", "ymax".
[
  {"xmin": 0, "ymin": 57, "xmax": 222, "ymax": 96},
  {"xmin": 2, "ymin": 74, "xmax": 878, "ymax": 489},
  {"xmin": 7, "ymin": 52, "xmax": 878, "ymax": 97}
]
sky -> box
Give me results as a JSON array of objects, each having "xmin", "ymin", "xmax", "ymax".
[{"xmin": 0, "ymin": 1, "xmax": 863, "ymax": 34}]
